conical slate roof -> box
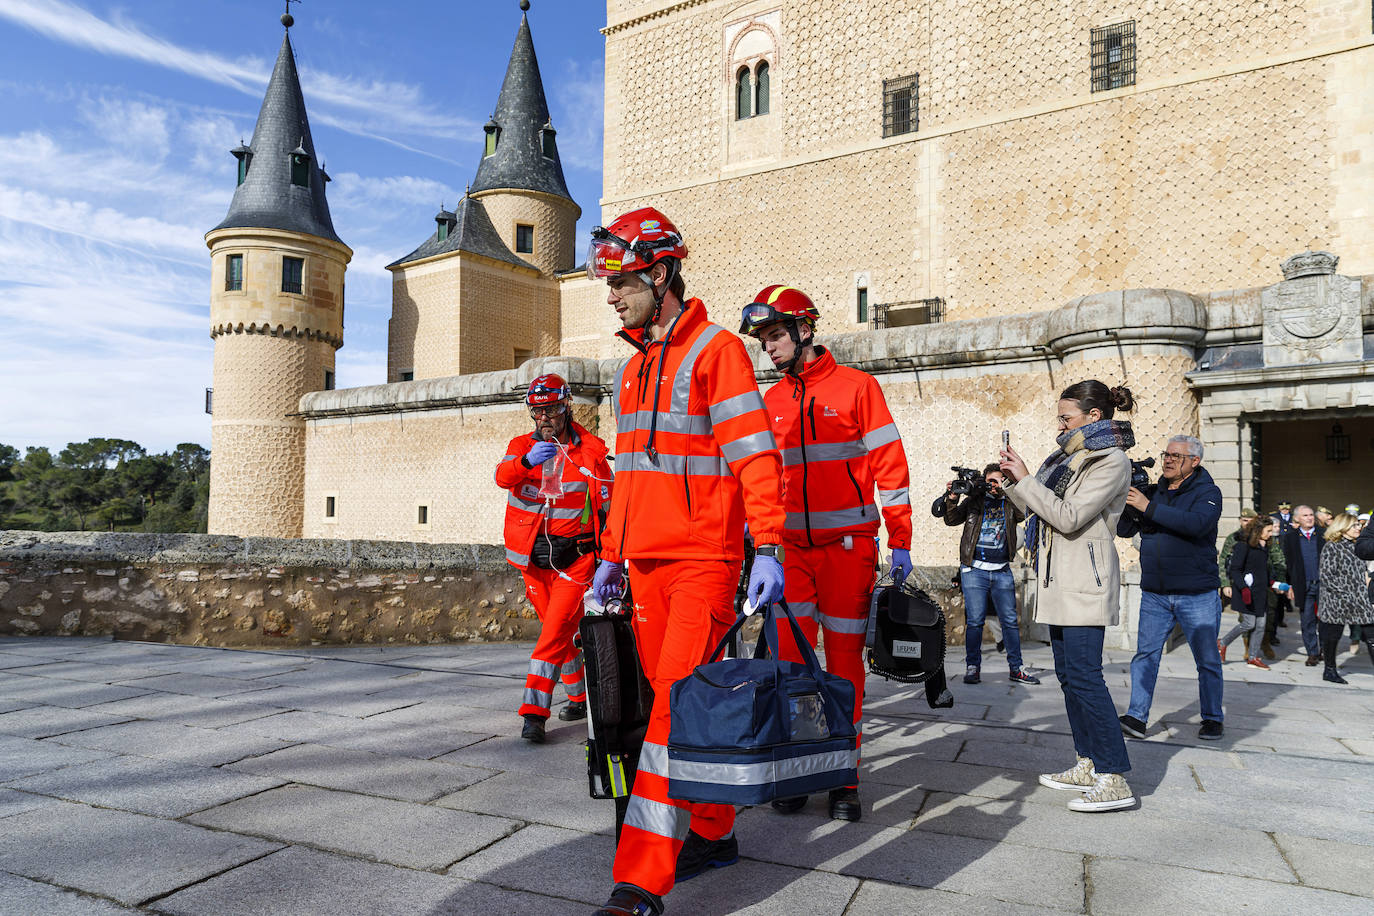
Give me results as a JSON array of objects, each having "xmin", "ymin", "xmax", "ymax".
[
  {"xmin": 469, "ymin": 12, "xmax": 572, "ymax": 201},
  {"xmin": 212, "ymin": 32, "xmax": 342, "ymax": 244},
  {"xmin": 387, "ymin": 195, "xmax": 534, "ymax": 270}
]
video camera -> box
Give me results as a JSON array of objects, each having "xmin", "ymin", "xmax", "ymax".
[
  {"xmin": 1130, "ymin": 457, "xmax": 1155, "ymax": 490},
  {"xmin": 948, "ymin": 466, "xmax": 987, "ymax": 498}
]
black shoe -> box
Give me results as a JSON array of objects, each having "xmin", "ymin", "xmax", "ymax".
[
  {"xmin": 1270, "ymin": 635, "xmax": 1281, "ymax": 646},
  {"xmin": 1323, "ymin": 668, "xmax": 1348, "ymax": 685},
  {"xmin": 675, "ymin": 830, "xmax": 739, "ymax": 881},
  {"xmin": 1305, "ymin": 655, "xmax": 1322, "ymax": 667},
  {"xmin": 521, "ymin": 714, "xmax": 546, "ymax": 744},
  {"xmin": 1119, "ymin": 714, "xmax": 1147, "ymax": 739},
  {"xmin": 828, "ymin": 787, "xmax": 862, "ymax": 822},
  {"xmin": 594, "ymin": 883, "xmax": 663, "ymax": 915},
  {"xmin": 558, "ymin": 700, "xmax": 587, "ymax": 721},
  {"xmin": 1009, "ymin": 667, "xmax": 1040, "ymax": 685},
  {"xmin": 770, "ymin": 795, "xmax": 807, "ymax": 814},
  {"xmin": 995, "ymin": 639, "xmax": 1006, "ymax": 654},
  {"xmin": 1198, "ymin": 719, "xmax": 1224, "ymax": 740},
  {"xmin": 963, "ymin": 666, "xmax": 980, "ymax": 685}
]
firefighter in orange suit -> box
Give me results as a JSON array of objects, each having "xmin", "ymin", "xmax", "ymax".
[
  {"xmin": 495, "ymin": 374, "xmax": 613, "ymax": 745},
  {"xmin": 741, "ymin": 285, "xmax": 914, "ymax": 823},
  {"xmin": 584, "ymin": 209, "xmax": 787, "ymax": 916}
]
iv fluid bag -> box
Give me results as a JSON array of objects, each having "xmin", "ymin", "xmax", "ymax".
[{"xmin": 537, "ymin": 448, "xmax": 566, "ymax": 500}]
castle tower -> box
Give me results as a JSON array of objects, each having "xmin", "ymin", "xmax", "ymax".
[
  {"xmin": 205, "ymin": 13, "xmax": 351, "ymax": 537},
  {"xmin": 468, "ymin": 1, "xmax": 580, "ymax": 277}
]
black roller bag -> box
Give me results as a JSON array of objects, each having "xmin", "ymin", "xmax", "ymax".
[{"xmin": 577, "ymin": 595, "xmax": 654, "ymax": 838}]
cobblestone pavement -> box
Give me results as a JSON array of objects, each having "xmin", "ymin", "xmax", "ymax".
[{"xmin": 1, "ymin": 632, "xmax": 1371, "ymax": 914}]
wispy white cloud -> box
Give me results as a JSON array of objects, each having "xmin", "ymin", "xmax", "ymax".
[
  {"xmin": 330, "ymin": 172, "xmax": 459, "ymax": 212},
  {"xmin": 550, "ymin": 59, "xmax": 603, "ymax": 173},
  {"xmin": 0, "ymin": 0, "xmax": 472, "ymax": 142}
]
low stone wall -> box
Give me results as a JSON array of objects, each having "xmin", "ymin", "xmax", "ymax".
[{"xmin": 0, "ymin": 532, "xmax": 534, "ymax": 648}]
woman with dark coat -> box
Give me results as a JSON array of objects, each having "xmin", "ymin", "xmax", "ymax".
[
  {"xmin": 1221, "ymin": 516, "xmax": 1285, "ymax": 669},
  {"xmin": 1317, "ymin": 514, "xmax": 1374, "ymax": 684}
]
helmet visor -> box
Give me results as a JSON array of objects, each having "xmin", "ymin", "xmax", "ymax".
[
  {"xmin": 586, "ymin": 235, "xmax": 633, "ymax": 280},
  {"xmin": 739, "ymin": 302, "xmax": 788, "ymax": 335}
]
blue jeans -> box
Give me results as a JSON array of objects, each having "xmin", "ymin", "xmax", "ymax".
[
  {"xmin": 1301, "ymin": 584, "xmax": 1321, "ymax": 657},
  {"xmin": 1049, "ymin": 625, "xmax": 1130, "ymax": 774},
  {"xmin": 1128, "ymin": 590, "xmax": 1224, "ymax": 723},
  {"xmin": 961, "ymin": 566, "xmax": 1022, "ymax": 671}
]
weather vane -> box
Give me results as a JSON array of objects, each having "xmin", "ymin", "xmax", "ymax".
[{"xmin": 282, "ymin": 0, "xmax": 300, "ymax": 29}]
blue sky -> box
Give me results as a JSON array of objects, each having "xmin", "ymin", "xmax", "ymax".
[{"xmin": 0, "ymin": 0, "xmax": 605, "ymax": 454}]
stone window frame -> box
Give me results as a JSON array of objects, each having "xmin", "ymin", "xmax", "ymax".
[
  {"xmin": 726, "ymin": 18, "xmax": 778, "ymax": 122},
  {"xmin": 515, "ymin": 222, "xmax": 535, "ymax": 255},
  {"xmin": 281, "ymin": 255, "xmax": 305, "ymax": 296},
  {"xmin": 415, "ymin": 503, "xmax": 431, "ymax": 530},
  {"xmin": 224, "ymin": 253, "xmax": 244, "ymax": 292},
  {"xmin": 323, "ymin": 492, "xmax": 338, "ymax": 522}
]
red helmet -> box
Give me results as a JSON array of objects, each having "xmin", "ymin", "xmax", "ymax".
[
  {"xmin": 526, "ymin": 373, "xmax": 571, "ymax": 407},
  {"xmin": 739, "ymin": 285, "xmax": 820, "ymax": 336},
  {"xmin": 586, "ymin": 207, "xmax": 687, "ymax": 280}
]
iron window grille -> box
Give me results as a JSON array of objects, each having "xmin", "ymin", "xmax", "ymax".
[
  {"xmin": 872, "ymin": 297, "xmax": 945, "ymax": 328},
  {"xmin": 281, "ymin": 256, "xmax": 304, "ymax": 295},
  {"xmin": 883, "ymin": 74, "xmax": 918, "ymax": 138},
  {"xmin": 1091, "ymin": 21, "xmax": 1136, "ymax": 92}
]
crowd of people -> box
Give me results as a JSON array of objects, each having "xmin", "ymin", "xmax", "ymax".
[{"xmin": 490, "ymin": 206, "xmax": 1371, "ymax": 916}]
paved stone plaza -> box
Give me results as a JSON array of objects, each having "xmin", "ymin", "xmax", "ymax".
[{"xmin": 0, "ymin": 634, "xmax": 1371, "ymax": 914}]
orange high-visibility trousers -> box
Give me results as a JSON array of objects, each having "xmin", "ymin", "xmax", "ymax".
[
  {"xmin": 517, "ymin": 554, "xmax": 595, "ymax": 719},
  {"xmin": 773, "ymin": 537, "xmax": 877, "ymax": 777},
  {"xmin": 612, "ymin": 557, "xmax": 740, "ymax": 898}
]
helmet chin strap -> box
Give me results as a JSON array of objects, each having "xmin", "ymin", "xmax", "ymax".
[
  {"xmin": 780, "ymin": 319, "xmax": 806, "ymax": 376},
  {"xmin": 636, "ymin": 260, "xmax": 678, "ymax": 334}
]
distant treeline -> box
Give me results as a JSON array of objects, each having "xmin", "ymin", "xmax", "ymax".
[{"xmin": 0, "ymin": 439, "xmax": 209, "ymax": 533}]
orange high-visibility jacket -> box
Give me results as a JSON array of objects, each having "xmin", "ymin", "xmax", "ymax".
[
  {"xmin": 495, "ymin": 422, "xmax": 613, "ymax": 570},
  {"xmin": 763, "ymin": 347, "xmax": 912, "ymax": 549},
  {"xmin": 601, "ymin": 299, "xmax": 785, "ymax": 563}
]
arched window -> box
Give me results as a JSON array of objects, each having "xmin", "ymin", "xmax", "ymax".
[
  {"xmin": 735, "ymin": 66, "xmax": 752, "ymax": 120},
  {"xmin": 755, "ymin": 61, "xmax": 770, "ymax": 116}
]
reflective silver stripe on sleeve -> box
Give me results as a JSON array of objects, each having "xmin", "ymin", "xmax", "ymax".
[
  {"xmin": 528, "ymin": 659, "xmax": 560, "ymax": 681},
  {"xmin": 861, "ymin": 423, "xmax": 901, "ymax": 451},
  {"xmin": 522, "ymin": 686, "xmax": 552, "ymax": 708},
  {"xmin": 622, "ymin": 795, "xmax": 690, "ymax": 840},
  {"xmin": 637, "ymin": 740, "xmax": 670, "ymax": 777},
  {"xmin": 816, "ymin": 612, "xmax": 871, "ymax": 635},
  {"xmin": 506, "ymin": 548, "xmax": 530, "ymax": 566},
  {"xmin": 878, "ymin": 487, "xmax": 910, "ymax": 507},
  {"xmin": 670, "ymin": 325, "xmax": 726, "ymax": 409},
  {"xmin": 779, "ymin": 440, "xmax": 865, "ymax": 465},
  {"xmin": 616, "ymin": 451, "xmax": 732, "ymax": 477},
  {"xmin": 785, "ymin": 506, "xmax": 873, "ymax": 530},
  {"xmin": 617, "ymin": 410, "xmax": 711, "ymax": 437},
  {"xmin": 669, "ymin": 747, "xmax": 858, "ymax": 787},
  {"xmin": 708, "ymin": 390, "xmax": 767, "ymax": 425},
  {"xmin": 502, "ymin": 455, "xmax": 517, "ymax": 461},
  {"xmin": 719, "ymin": 429, "xmax": 777, "ymax": 465}
]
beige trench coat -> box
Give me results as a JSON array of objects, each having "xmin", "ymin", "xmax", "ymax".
[{"xmin": 1004, "ymin": 448, "xmax": 1131, "ymax": 627}]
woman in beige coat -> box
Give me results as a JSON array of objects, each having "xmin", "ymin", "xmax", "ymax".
[{"xmin": 1000, "ymin": 380, "xmax": 1136, "ymax": 813}]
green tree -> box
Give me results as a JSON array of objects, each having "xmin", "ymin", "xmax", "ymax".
[{"xmin": 0, "ymin": 443, "xmax": 19, "ymax": 482}]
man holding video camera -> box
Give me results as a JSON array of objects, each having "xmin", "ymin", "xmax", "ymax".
[
  {"xmin": 1115, "ymin": 435, "xmax": 1225, "ymax": 741},
  {"xmin": 942, "ymin": 463, "xmax": 1041, "ymax": 686}
]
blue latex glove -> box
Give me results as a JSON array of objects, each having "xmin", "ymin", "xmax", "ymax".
[
  {"xmin": 746, "ymin": 554, "xmax": 785, "ymax": 610},
  {"xmin": 592, "ymin": 560, "xmax": 624, "ymax": 606},
  {"xmin": 890, "ymin": 548, "xmax": 913, "ymax": 585},
  {"xmin": 526, "ymin": 440, "xmax": 559, "ymax": 466}
]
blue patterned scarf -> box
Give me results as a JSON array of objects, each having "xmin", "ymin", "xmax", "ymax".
[{"xmin": 1023, "ymin": 418, "xmax": 1135, "ymax": 570}]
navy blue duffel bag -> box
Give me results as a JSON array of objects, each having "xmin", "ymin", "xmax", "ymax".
[{"xmin": 666, "ymin": 600, "xmax": 858, "ymax": 805}]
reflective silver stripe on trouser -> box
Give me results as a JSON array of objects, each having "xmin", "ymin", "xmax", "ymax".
[
  {"xmin": 507, "ymin": 548, "xmax": 529, "ymax": 566},
  {"xmin": 670, "ymin": 325, "xmax": 725, "ymax": 408},
  {"xmin": 817, "ymin": 612, "xmax": 870, "ymax": 635},
  {"xmin": 522, "ymin": 686, "xmax": 552, "ymax": 709},
  {"xmin": 669, "ymin": 747, "xmax": 858, "ymax": 787},
  {"xmin": 862, "ymin": 423, "xmax": 901, "ymax": 450},
  {"xmin": 719, "ymin": 429, "xmax": 777, "ymax": 465},
  {"xmin": 779, "ymin": 440, "xmax": 865, "ymax": 465},
  {"xmin": 638, "ymin": 740, "xmax": 670, "ymax": 777},
  {"xmin": 623, "ymin": 795, "xmax": 691, "ymax": 840},
  {"xmin": 878, "ymin": 487, "xmax": 909, "ymax": 507},
  {"xmin": 708, "ymin": 390, "xmax": 767, "ymax": 425},
  {"xmin": 785, "ymin": 506, "xmax": 874, "ymax": 530},
  {"xmin": 561, "ymin": 655, "xmax": 585, "ymax": 696},
  {"xmin": 788, "ymin": 601, "xmax": 818, "ymax": 621},
  {"xmin": 616, "ymin": 451, "xmax": 732, "ymax": 477},
  {"xmin": 528, "ymin": 658, "xmax": 559, "ymax": 682}
]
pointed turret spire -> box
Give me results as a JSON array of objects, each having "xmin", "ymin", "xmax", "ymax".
[
  {"xmin": 213, "ymin": 27, "xmax": 341, "ymax": 244},
  {"xmin": 469, "ymin": 3, "xmax": 572, "ymax": 201}
]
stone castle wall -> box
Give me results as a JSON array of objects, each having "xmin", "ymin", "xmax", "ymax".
[
  {"xmin": 589, "ymin": 0, "xmax": 1374, "ymax": 350},
  {"xmin": 0, "ymin": 532, "xmax": 534, "ymax": 648},
  {"xmin": 474, "ymin": 190, "xmax": 580, "ymax": 277}
]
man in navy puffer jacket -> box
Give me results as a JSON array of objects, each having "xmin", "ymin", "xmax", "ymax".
[{"xmin": 1115, "ymin": 435, "xmax": 1225, "ymax": 741}]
